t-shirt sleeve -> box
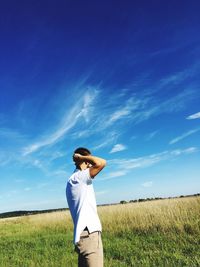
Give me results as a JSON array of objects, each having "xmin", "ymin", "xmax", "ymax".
[{"xmin": 80, "ymin": 168, "xmax": 92, "ymax": 185}]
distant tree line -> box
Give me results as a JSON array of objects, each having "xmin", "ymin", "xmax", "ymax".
[
  {"xmin": 120, "ymin": 197, "xmax": 163, "ymax": 204},
  {"xmin": 0, "ymin": 208, "xmax": 68, "ymax": 219},
  {"xmin": 1, "ymin": 193, "xmax": 199, "ymax": 219},
  {"xmin": 120, "ymin": 193, "xmax": 200, "ymax": 204}
]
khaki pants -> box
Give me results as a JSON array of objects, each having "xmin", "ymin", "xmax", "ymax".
[{"xmin": 75, "ymin": 230, "xmax": 103, "ymax": 267}]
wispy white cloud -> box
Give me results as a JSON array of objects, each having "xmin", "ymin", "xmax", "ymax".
[
  {"xmin": 103, "ymin": 87, "xmax": 197, "ymax": 128},
  {"xmin": 150, "ymin": 45, "xmax": 181, "ymax": 58},
  {"xmin": 71, "ymin": 129, "xmax": 91, "ymax": 139},
  {"xmin": 23, "ymin": 89, "xmax": 98, "ymax": 155},
  {"xmin": 52, "ymin": 151, "xmax": 66, "ymax": 161},
  {"xmin": 186, "ymin": 112, "xmax": 200, "ymax": 120},
  {"xmin": 106, "ymin": 65, "xmax": 197, "ymax": 126},
  {"xmin": 76, "ymin": 89, "xmax": 99, "ymax": 123},
  {"xmin": 138, "ymin": 89, "xmax": 196, "ymax": 122},
  {"xmin": 169, "ymin": 128, "xmax": 200, "ymax": 145},
  {"xmin": 108, "ymin": 109, "xmax": 131, "ymax": 124},
  {"xmin": 110, "ymin": 144, "xmax": 127, "ymax": 153},
  {"xmin": 109, "ymin": 151, "xmax": 168, "ymax": 170},
  {"xmin": 105, "ymin": 97, "xmax": 149, "ymax": 126},
  {"xmin": 69, "ymin": 80, "xmax": 198, "ymax": 145},
  {"xmin": 159, "ymin": 67, "xmax": 197, "ymax": 87},
  {"xmin": 102, "ymin": 170, "xmax": 128, "ymax": 180},
  {"xmin": 0, "ymin": 152, "xmax": 12, "ymax": 167},
  {"xmin": 0, "ymin": 128, "xmax": 26, "ymax": 141},
  {"xmin": 92, "ymin": 132, "xmax": 119, "ymax": 150},
  {"xmin": 161, "ymin": 89, "xmax": 196, "ymax": 113},
  {"xmin": 145, "ymin": 131, "xmax": 159, "ymax": 141},
  {"xmin": 22, "ymin": 105, "xmax": 81, "ymax": 155},
  {"xmin": 170, "ymin": 147, "xmax": 197, "ymax": 155},
  {"xmin": 106, "ymin": 147, "xmax": 198, "ymax": 180},
  {"xmin": 141, "ymin": 181, "xmax": 153, "ymax": 187}
]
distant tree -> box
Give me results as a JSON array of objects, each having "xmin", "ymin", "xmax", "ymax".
[
  {"xmin": 129, "ymin": 200, "xmax": 137, "ymax": 203},
  {"xmin": 138, "ymin": 198, "xmax": 145, "ymax": 202},
  {"xmin": 120, "ymin": 200, "xmax": 127, "ymax": 204},
  {"xmin": 146, "ymin": 198, "xmax": 152, "ymax": 201},
  {"xmin": 155, "ymin": 197, "xmax": 162, "ymax": 200}
]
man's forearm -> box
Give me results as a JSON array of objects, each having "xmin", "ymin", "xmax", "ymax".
[{"xmin": 81, "ymin": 155, "xmax": 106, "ymax": 167}]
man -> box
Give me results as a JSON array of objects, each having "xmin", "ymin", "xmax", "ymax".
[{"xmin": 66, "ymin": 147, "xmax": 106, "ymax": 267}]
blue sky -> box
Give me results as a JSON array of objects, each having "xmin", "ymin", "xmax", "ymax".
[{"xmin": 0, "ymin": 1, "xmax": 200, "ymax": 213}]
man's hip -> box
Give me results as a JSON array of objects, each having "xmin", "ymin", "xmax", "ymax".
[{"xmin": 75, "ymin": 229, "xmax": 103, "ymax": 267}]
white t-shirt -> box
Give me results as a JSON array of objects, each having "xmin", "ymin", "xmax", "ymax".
[{"xmin": 66, "ymin": 168, "xmax": 102, "ymax": 244}]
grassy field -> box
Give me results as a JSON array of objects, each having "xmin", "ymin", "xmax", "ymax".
[{"xmin": 0, "ymin": 196, "xmax": 200, "ymax": 267}]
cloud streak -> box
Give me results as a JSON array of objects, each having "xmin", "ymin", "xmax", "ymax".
[
  {"xmin": 145, "ymin": 131, "xmax": 159, "ymax": 141},
  {"xmin": 186, "ymin": 112, "xmax": 200, "ymax": 120},
  {"xmin": 105, "ymin": 96, "xmax": 149, "ymax": 126},
  {"xmin": 159, "ymin": 65, "xmax": 198, "ymax": 87},
  {"xmin": 92, "ymin": 131, "xmax": 119, "ymax": 151},
  {"xmin": 102, "ymin": 87, "xmax": 197, "ymax": 130},
  {"xmin": 110, "ymin": 144, "xmax": 127, "ymax": 153},
  {"xmin": 23, "ymin": 89, "xmax": 98, "ymax": 155},
  {"xmin": 101, "ymin": 170, "xmax": 127, "ymax": 180},
  {"xmin": 138, "ymin": 89, "xmax": 197, "ymax": 122},
  {"xmin": 105, "ymin": 147, "xmax": 198, "ymax": 180},
  {"xmin": 169, "ymin": 128, "xmax": 200, "ymax": 145}
]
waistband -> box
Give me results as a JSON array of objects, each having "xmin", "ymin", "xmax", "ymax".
[{"xmin": 81, "ymin": 228, "xmax": 101, "ymax": 238}]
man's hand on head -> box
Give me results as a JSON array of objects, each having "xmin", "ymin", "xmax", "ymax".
[
  {"xmin": 73, "ymin": 153, "xmax": 83, "ymax": 163},
  {"xmin": 72, "ymin": 152, "xmax": 106, "ymax": 177}
]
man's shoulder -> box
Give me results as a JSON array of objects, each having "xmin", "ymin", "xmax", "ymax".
[
  {"xmin": 68, "ymin": 168, "xmax": 92, "ymax": 184},
  {"xmin": 68, "ymin": 169, "xmax": 84, "ymax": 181},
  {"xmin": 68, "ymin": 169, "xmax": 79, "ymax": 181}
]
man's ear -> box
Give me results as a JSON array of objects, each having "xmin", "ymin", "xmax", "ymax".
[{"xmin": 87, "ymin": 162, "xmax": 92, "ymax": 168}]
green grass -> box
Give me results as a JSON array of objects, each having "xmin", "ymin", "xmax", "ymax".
[
  {"xmin": 0, "ymin": 197, "xmax": 200, "ymax": 266},
  {"xmin": 0, "ymin": 222, "xmax": 75, "ymax": 267}
]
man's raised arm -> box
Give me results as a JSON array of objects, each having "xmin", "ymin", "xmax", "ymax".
[{"xmin": 73, "ymin": 153, "xmax": 106, "ymax": 178}]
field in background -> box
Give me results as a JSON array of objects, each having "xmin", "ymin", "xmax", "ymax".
[{"xmin": 0, "ymin": 196, "xmax": 200, "ymax": 266}]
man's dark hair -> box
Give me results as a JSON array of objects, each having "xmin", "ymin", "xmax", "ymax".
[{"xmin": 74, "ymin": 147, "xmax": 91, "ymax": 156}]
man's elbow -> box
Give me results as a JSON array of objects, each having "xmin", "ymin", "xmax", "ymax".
[
  {"xmin": 90, "ymin": 159, "xmax": 106, "ymax": 178},
  {"xmin": 99, "ymin": 159, "xmax": 106, "ymax": 168},
  {"xmin": 102, "ymin": 159, "xmax": 106, "ymax": 167},
  {"xmin": 95, "ymin": 159, "xmax": 106, "ymax": 169}
]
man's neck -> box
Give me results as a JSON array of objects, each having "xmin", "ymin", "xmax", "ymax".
[{"xmin": 76, "ymin": 163, "xmax": 87, "ymax": 171}]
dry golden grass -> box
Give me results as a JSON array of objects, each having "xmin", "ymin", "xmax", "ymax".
[
  {"xmin": 1, "ymin": 196, "xmax": 199, "ymax": 235},
  {"xmin": 98, "ymin": 196, "xmax": 200, "ymax": 234},
  {"xmin": 0, "ymin": 196, "xmax": 200, "ymax": 266},
  {"xmin": 26, "ymin": 210, "xmax": 70, "ymax": 226}
]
